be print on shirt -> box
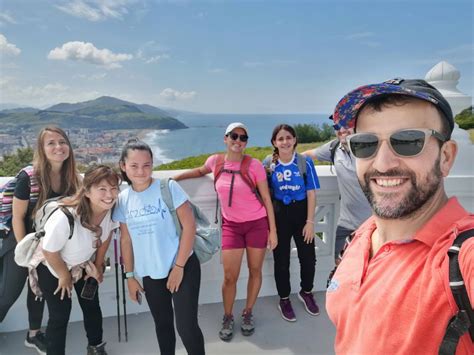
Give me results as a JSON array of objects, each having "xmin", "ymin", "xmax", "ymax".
[{"xmin": 270, "ymin": 153, "xmax": 320, "ymax": 203}]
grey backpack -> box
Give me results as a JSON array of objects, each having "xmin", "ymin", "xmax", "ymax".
[
  {"xmin": 14, "ymin": 197, "xmax": 74, "ymax": 267},
  {"xmin": 160, "ymin": 178, "xmax": 220, "ymax": 264}
]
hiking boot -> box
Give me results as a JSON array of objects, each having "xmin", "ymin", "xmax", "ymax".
[
  {"xmin": 87, "ymin": 342, "xmax": 108, "ymax": 355},
  {"xmin": 24, "ymin": 331, "xmax": 46, "ymax": 355},
  {"xmin": 278, "ymin": 298, "xmax": 296, "ymax": 322},
  {"xmin": 298, "ymin": 290, "xmax": 320, "ymax": 316},
  {"xmin": 219, "ymin": 314, "xmax": 234, "ymax": 342},
  {"xmin": 241, "ymin": 309, "xmax": 255, "ymax": 336}
]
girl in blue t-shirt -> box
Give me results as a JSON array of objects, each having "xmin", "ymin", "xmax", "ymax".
[
  {"xmin": 266, "ymin": 124, "xmax": 321, "ymax": 323},
  {"xmin": 113, "ymin": 139, "xmax": 204, "ymax": 355}
]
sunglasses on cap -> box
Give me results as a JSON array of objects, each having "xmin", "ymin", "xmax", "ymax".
[
  {"xmin": 346, "ymin": 128, "xmax": 447, "ymax": 159},
  {"xmin": 226, "ymin": 132, "xmax": 249, "ymax": 142}
]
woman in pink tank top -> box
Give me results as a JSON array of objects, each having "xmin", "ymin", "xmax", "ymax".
[{"xmin": 173, "ymin": 122, "xmax": 277, "ymax": 342}]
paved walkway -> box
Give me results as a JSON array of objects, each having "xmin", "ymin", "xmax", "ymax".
[{"xmin": 0, "ymin": 292, "xmax": 335, "ymax": 355}]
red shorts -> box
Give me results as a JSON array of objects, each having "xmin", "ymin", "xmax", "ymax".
[{"xmin": 221, "ymin": 216, "xmax": 269, "ymax": 250}]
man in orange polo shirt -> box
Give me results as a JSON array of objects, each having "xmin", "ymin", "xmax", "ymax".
[{"xmin": 325, "ymin": 79, "xmax": 473, "ymax": 355}]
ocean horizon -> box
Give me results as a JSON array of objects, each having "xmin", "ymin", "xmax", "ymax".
[{"xmin": 143, "ymin": 113, "xmax": 330, "ymax": 164}]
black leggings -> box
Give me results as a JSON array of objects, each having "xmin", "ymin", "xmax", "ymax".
[
  {"xmin": 143, "ymin": 253, "xmax": 205, "ymax": 355},
  {"xmin": 0, "ymin": 233, "xmax": 45, "ymax": 328},
  {"xmin": 272, "ymin": 199, "xmax": 316, "ymax": 298},
  {"xmin": 37, "ymin": 263, "xmax": 103, "ymax": 355}
]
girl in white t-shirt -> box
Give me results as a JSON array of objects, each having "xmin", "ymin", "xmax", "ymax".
[{"xmin": 36, "ymin": 165, "xmax": 121, "ymax": 355}]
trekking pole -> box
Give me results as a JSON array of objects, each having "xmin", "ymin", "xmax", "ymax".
[
  {"xmin": 113, "ymin": 234, "xmax": 121, "ymax": 342},
  {"xmin": 120, "ymin": 254, "xmax": 128, "ymax": 342}
]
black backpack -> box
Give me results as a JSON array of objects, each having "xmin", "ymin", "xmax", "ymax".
[
  {"xmin": 439, "ymin": 229, "xmax": 474, "ymax": 354},
  {"xmin": 329, "ymin": 139, "xmax": 340, "ymax": 164}
]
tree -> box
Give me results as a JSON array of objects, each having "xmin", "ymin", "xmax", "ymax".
[
  {"xmin": 0, "ymin": 147, "xmax": 34, "ymax": 176},
  {"xmin": 294, "ymin": 123, "xmax": 335, "ymax": 143}
]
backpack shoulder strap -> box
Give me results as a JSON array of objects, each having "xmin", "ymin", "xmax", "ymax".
[
  {"xmin": 262, "ymin": 154, "xmax": 272, "ymax": 170},
  {"xmin": 160, "ymin": 178, "xmax": 182, "ymax": 237},
  {"xmin": 439, "ymin": 228, "xmax": 474, "ymax": 355},
  {"xmin": 240, "ymin": 154, "xmax": 256, "ymax": 190},
  {"xmin": 213, "ymin": 154, "xmax": 226, "ymax": 182},
  {"xmin": 329, "ymin": 139, "xmax": 340, "ymax": 164},
  {"xmin": 295, "ymin": 153, "xmax": 307, "ymax": 185},
  {"xmin": 59, "ymin": 206, "xmax": 75, "ymax": 240},
  {"xmin": 240, "ymin": 155, "xmax": 264, "ymax": 205},
  {"xmin": 240, "ymin": 155, "xmax": 253, "ymax": 180}
]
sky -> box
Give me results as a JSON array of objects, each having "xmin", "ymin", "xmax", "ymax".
[{"xmin": 0, "ymin": 0, "xmax": 472, "ymax": 113}]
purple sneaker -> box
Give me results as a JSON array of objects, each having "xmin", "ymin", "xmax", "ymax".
[
  {"xmin": 298, "ymin": 290, "xmax": 320, "ymax": 316},
  {"xmin": 278, "ymin": 298, "xmax": 296, "ymax": 322}
]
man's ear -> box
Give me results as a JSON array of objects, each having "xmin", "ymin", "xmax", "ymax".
[{"xmin": 439, "ymin": 140, "xmax": 457, "ymax": 177}]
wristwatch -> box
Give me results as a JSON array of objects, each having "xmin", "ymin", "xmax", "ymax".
[{"xmin": 125, "ymin": 272, "xmax": 135, "ymax": 279}]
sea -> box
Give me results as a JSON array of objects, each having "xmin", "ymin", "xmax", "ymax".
[{"xmin": 144, "ymin": 113, "xmax": 329, "ymax": 164}]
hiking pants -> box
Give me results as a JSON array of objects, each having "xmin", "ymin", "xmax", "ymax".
[
  {"xmin": 0, "ymin": 231, "xmax": 44, "ymax": 328},
  {"xmin": 143, "ymin": 253, "xmax": 205, "ymax": 355},
  {"xmin": 273, "ymin": 198, "xmax": 316, "ymax": 298},
  {"xmin": 37, "ymin": 263, "xmax": 103, "ymax": 355}
]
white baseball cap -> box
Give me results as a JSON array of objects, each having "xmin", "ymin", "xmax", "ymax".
[{"xmin": 225, "ymin": 122, "xmax": 249, "ymax": 135}]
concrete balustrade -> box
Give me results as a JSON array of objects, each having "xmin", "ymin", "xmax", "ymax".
[{"xmin": 1, "ymin": 166, "xmax": 472, "ymax": 332}]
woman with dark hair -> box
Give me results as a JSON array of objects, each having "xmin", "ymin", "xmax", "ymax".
[
  {"xmin": 0, "ymin": 126, "xmax": 81, "ymax": 355},
  {"xmin": 173, "ymin": 123, "xmax": 277, "ymax": 342},
  {"xmin": 266, "ymin": 124, "xmax": 320, "ymax": 322},
  {"xmin": 35, "ymin": 165, "xmax": 121, "ymax": 355},
  {"xmin": 114, "ymin": 139, "xmax": 205, "ymax": 355}
]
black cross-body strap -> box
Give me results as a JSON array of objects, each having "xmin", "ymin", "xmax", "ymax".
[{"xmin": 439, "ymin": 229, "xmax": 474, "ymax": 355}]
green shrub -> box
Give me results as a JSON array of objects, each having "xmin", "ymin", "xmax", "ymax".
[
  {"xmin": 0, "ymin": 147, "xmax": 34, "ymax": 176},
  {"xmin": 455, "ymin": 106, "xmax": 474, "ymax": 130}
]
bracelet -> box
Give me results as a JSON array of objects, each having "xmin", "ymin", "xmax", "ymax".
[
  {"xmin": 306, "ymin": 220, "xmax": 314, "ymax": 225},
  {"xmin": 175, "ymin": 263, "xmax": 185, "ymax": 269},
  {"xmin": 125, "ymin": 271, "xmax": 135, "ymax": 279}
]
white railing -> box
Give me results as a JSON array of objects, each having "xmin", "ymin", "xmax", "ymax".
[{"xmin": 1, "ymin": 166, "xmax": 472, "ymax": 332}]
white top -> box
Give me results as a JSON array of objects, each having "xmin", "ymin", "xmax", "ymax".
[{"xmin": 42, "ymin": 208, "xmax": 119, "ymax": 278}]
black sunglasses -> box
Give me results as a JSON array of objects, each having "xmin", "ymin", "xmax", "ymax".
[
  {"xmin": 227, "ymin": 132, "xmax": 249, "ymax": 142},
  {"xmin": 347, "ymin": 128, "xmax": 446, "ymax": 159}
]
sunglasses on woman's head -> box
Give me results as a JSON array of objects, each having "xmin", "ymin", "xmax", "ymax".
[
  {"xmin": 347, "ymin": 128, "xmax": 447, "ymax": 159},
  {"xmin": 227, "ymin": 132, "xmax": 249, "ymax": 142}
]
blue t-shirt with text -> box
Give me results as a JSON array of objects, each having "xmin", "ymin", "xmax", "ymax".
[
  {"xmin": 268, "ymin": 153, "xmax": 320, "ymax": 203},
  {"xmin": 113, "ymin": 179, "xmax": 188, "ymax": 279}
]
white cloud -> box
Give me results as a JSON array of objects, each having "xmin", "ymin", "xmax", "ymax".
[
  {"xmin": 159, "ymin": 88, "xmax": 196, "ymax": 101},
  {"xmin": 0, "ymin": 77, "xmax": 102, "ymax": 107},
  {"xmin": 56, "ymin": 0, "xmax": 137, "ymax": 22},
  {"xmin": 0, "ymin": 12, "xmax": 17, "ymax": 26},
  {"xmin": 72, "ymin": 72, "xmax": 108, "ymax": 80},
  {"xmin": 345, "ymin": 32, "xmax": 375, "ymax": 40},
  {"xmin": 145, "ymin": 54, "xmax": 169, "ymax": 64},
  {"xmin": 48, "ymin": 41, "xmax": 133, "ymax": 69},
  {"xmin": 136, "ymin": 41, "xmax": 169, "ymax": 64},
  {"xmin": 0, "ymin": 34, "xmax": 21, "ymax": 55}
]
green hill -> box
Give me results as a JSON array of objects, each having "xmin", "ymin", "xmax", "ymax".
[{"xmin": 0, "ymin": 96, "xmax": 187, "ymax": 131}]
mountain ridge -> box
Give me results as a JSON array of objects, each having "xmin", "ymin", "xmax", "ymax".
[{"xmin": 0, "ymin": 96, "xmax": 187, "ymax": 131}]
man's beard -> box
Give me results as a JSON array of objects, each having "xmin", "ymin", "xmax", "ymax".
[{"xmin": 360, "ymin": 156, "xmax": 442, "ymax": 219}]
